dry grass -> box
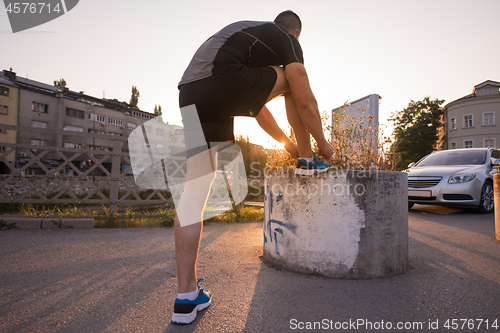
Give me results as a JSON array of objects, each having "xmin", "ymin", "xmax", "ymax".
[
  {"xmin": 13, "ymin": 203, "xmax": 263, "ymax": 228},
  {"xmin": 266, "ymin": 105, "xmax": 398, "ymax": 171},
  {"xmin": 205, "ymin": 206, "xmax": 264, "ymax": 224}
]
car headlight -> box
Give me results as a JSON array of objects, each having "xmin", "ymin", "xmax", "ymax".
[{"xmin": 448, "ymin": 174, "xmax": 476, "ymax": 184}]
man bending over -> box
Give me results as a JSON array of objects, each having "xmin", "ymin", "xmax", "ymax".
[{"xmin": 172, "ymin": 10, "xmax": 333, "ymax": 324}]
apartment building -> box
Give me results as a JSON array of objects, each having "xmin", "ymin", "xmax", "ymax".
[
  {"xmin": 442, "ymin": 80, "xmax": 500, "ymax": 149},
  {"xmin": 0, "ymin": 71, "xmax": 19, "ymax": 173},
  {"xmin": 0, "ymin": 69, "xmax": 185, "ymax": 175}
]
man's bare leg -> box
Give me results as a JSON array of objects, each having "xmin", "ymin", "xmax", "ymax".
[
  {"xmin": 284, "ymin": 92, "xmax": 313, "ymax": 159},
  {"xmin": 171, "ymin": 146, "xmax": 215, "ymax": 325},
  {"xmin": 265, "ymin": 66, "xmax": 313, "ymax": 158},
  {"xmin": 174, "ymin": 215, "xmax": 201, "ymax": 293},
  {"xmin": 174, "ymin": 148, "xmax": 216, "ymax": 293}
]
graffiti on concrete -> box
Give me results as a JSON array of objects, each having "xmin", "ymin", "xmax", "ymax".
[{"xmin": 263, "ymin": 182, "xmax": 297, "ymax": 255}]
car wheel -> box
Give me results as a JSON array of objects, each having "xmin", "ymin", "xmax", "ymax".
[
  {"xmin": 408, "ymin": 202, "xmax": 414, "ymax": 210},
  {"xmin": 478, "ymin": 181, "xmax": 494, "ymax": 214}
]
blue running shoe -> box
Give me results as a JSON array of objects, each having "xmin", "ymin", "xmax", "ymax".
[
  {"xmin": 171, "ymin": 278, "xmax": 211, "ymax": 325},
  {"xmin": 295, "ymin": 152, "xmax": 329, "ymax": 176}
]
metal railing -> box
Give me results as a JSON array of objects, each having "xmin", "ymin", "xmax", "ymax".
[
  {"xmin": 0, "ymin": 124, "xmax": 241, "ymax": 217},
  {"xmin": 0, "ymin": 124, "xmax": 174, "ymax": 214}
]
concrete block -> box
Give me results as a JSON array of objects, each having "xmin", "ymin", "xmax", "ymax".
[
  {"xmin": 41, "ymin": 218, "xmax": 94, "ymax": 229},
  {"xmin": 41, "ymin": 218, "xmax": 59, "ymax": 229},
  {"xmin": 263, "ymin": 170, "xmax": 408, "ymax": 279},
  {"xmin": 1, "ymin": 218, "xmax": 41, "ymax": 230},
  {"xmin": 61, "ymin": 219, "xmax": 94, "ymax": 229}
]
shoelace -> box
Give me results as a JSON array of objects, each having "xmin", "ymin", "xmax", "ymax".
[
  {"xmin": 313, "ymin": 153, "xmax": 322, "ymax": 162},
  {"xmin": 197, "ymin": 278, "xmax": 204, "ymax": 292}
]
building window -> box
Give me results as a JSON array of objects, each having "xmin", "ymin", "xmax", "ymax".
[
  {"xmin": 0, "ymin": 129, "xmax": 7, "ymax": 134},
  {"xmin": 464, "ymin": 140, "xmax": 474, "ymax": 148},
  {"xmin": 132, "ymin": 110, "xmax": 153, "ymax": 119},
  {"xmin": 88, "ymin": 129, "xmax": 105, "ymax": 134},
  {"xmin": 450, "ymin": 142, "xmax": 457, "ymax": 149},
  {"xmin": 463, "ymin": 114, "xmax": 473, "ymax": 128},
  {"xmin": 128, "ymin": 123, "xmax": 137, "ymax": 130},
  {"xmin": 108, "ymin": 132, "xmax": 122, "ymax": 136},
  {"xmin": 0, "ymin": 146, "xmax": 5, "ymax": 152},
  {"xmin": 0, "ymin": 105, "xmax": 8, "ymax": 115},
  {"xmin": 31, "ymin": 139, "xmax": 47, "ymax": 146},
  {"xmin": 64, "ymin": 143, "xmax": 83, "ymax": 149},
  {"xmin": 31, "ymin": 121, "xmax": 48, "ymax": 129},
  {"xmin": 483, "ymin": 112, "xmax": 495, "ymax": 126},
  {"xmin": 89, "ymin": 113, "xmax": 105, "ymax": 123},
  {"xmin": 450, "ymin": 117, "xmax": 456, "ymax": 130},
  {"xmin": 483, "ymin": 88, "xmax": 493, "ymax": 96},
  {"xmin": 109, "ymin": 117, "xmax": 123, "ymax": 127},
  {"xmin": 63, "ymin": 125, "xmax": 84, "ymax": 132},
  {"xmin": 32, "ymin": 102, "xmax": 48, "ymax": 113},
  {"xmin": 0, "ymin": 87, "xmax": 9, "ymax": 96},
  {"xmin": 484, "ymin": 138, "xmax": 495, "ymax": 148},
  {"xmin": 65, "ymin": 108, "xmax": 85, "ymax": 119},
  {"xmin": 89, "ymin": 145, "xmax": 110, "ymax": 151}
]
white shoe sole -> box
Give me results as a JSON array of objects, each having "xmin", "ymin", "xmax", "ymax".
[
  {"xmin": 295, "ymin": 167, "xmax": 329, "ymax": 176},
  {"xmin": 171, "ymin": 299, "xmax": 211, "ymax": 325}
]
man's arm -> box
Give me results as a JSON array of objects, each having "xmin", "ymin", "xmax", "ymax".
[
  {"xmin": 256, "ymin": 105, "xmax": 299, "ymax": 158},
  {"xmin": 284, "ymin": 62, "xmax": 333, "ymax": 159}
]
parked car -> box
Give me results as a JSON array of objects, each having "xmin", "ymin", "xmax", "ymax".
[{"xmin": 406, "ymin": 148, "xmax": 500, "ymax": 213}]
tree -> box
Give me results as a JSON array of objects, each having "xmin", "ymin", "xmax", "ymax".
[
  {"xmin": 154, "ymin": 104, "xmax": 162, "ymax": 116},
  {"xmin": 129, "ymin": 86, "xmax": 140, "ymax": 108},
  {"xmin": 54, "ymin": 78, "xmax": 67, "ymax": 88},
  {"xmin": 390, "ymin": 97, "xmax": 445, "ymax": 170},
  {"xmin": 235, "ymin": 135, "xmax": 267, "ymax": 176}
]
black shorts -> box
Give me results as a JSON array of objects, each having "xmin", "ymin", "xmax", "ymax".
[{"xmin": 179, "ymin": 64, "xmax": 277, "ymax": 157}]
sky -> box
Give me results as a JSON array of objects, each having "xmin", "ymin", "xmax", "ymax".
[{"xmin": 1, "ymin": 0, "xmax": 500, "ymax": 149}]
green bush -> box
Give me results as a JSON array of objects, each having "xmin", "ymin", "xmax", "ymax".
[
  {"xmin": 161, "ymin": 210, "xmax": 176, "ymax": 227},
  {"xmin": 0, "ymin": 203, "xmax": 20, "ymax": 214}
]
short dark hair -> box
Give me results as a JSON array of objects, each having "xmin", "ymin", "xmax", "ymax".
[{"xmin": 274, "ymin": 10, "xmax": 301, "ymax": 35}]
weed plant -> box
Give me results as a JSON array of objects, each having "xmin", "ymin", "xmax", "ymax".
[{"xmin": 266, "ymin": 105, "xmax": 399, "ymax": 171}]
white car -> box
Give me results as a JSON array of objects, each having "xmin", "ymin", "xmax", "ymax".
[{"xmin": 406, "ymin": 148, "xmax": 500, "ymax": 213}]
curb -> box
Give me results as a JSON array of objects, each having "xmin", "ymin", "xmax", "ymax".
[
  {"xmin": 1, "ymin": 217, "xmax": 94, "ymax": 229},
  {"xmin": 245, "ymin": 202, "xmax": 264, "ymax": 208}
]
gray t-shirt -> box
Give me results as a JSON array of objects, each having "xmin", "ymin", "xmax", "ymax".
[{"xmin": 179, "ymin": 21, "xmax": 304, "ymax": 87}]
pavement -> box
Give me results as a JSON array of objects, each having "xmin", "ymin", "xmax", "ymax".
[{"xmin": 0, "ymin": 205, "xmax": 499, "ymax": 333}]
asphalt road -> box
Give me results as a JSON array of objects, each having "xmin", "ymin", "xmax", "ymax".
[{"xmin": 1, "ymin": 205, "xmax": 499, "ymax": 333}]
